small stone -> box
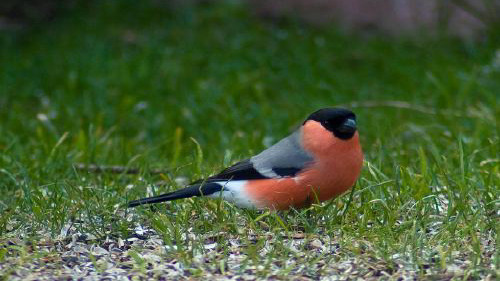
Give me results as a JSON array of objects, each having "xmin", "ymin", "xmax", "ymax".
[
  {"xmin": 73, "ymin": 245, "xmax": 89, "ymax": 254},
  {"xmin": 292, "ymin": 233, "xmax": 305, "ymax": 239},
  {"xmin": 310, "ymin": 239, "xmax": 323, "ymax": 249},
  {"xmin": 118, "ymin": 238, "xmax": 124, "ymax": 248},
  {"xmin": 91, "ymin": 246, "xmax": 108, "ymax": 256}
]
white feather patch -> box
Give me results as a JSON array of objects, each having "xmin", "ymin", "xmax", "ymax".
[{"xmin": 207, "ymin": 180, "xmax": 256, "ymax": 209}]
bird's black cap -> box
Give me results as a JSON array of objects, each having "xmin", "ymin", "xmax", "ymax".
[{"xmin": 305, "ymin": 108, "xmax": 357, "ymax": 140}]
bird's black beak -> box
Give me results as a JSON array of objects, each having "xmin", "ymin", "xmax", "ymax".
[{"xmin": 337, "ymin": 118, "xmax": 357, "ymax": 134}]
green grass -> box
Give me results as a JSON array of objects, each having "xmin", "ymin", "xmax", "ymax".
[{"xmin": 0, "ymin": 1, "xmax": 498, "ymax": 279}]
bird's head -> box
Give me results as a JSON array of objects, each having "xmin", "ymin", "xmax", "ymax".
[{"xmin": 304, "ymin": 108, "xmax": 357, "ymax": 140}]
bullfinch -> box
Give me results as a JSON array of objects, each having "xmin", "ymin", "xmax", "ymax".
[{"xmin": 128, "ymin": 108, "xmax": 363, "ymax": 210}]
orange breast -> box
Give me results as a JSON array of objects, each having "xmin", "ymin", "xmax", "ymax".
[{"xmin": 245, "ymin": 121, "xmax": 363, "ymax": 210}]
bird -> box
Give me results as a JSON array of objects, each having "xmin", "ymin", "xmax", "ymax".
[{"xmin": 128, "ymin": 108, "xmax": 363, "ymax": 210}]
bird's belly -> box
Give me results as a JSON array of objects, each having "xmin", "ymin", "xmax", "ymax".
[{"xmin": 244, "ymin": 178, "xmax": 312, "ymax": 210}]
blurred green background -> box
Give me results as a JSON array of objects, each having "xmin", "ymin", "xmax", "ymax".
[{"xmin": 1, "ymin": 0, "xmax": 497, "ymax": 161}]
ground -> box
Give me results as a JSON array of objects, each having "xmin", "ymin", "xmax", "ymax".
[{"xmin": 0, "ymin": 1, "xmax": 498, "ymax": 280}]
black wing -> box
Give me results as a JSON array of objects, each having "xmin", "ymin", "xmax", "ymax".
[{"xmin": 191, "ymin": 159, "xmax": 269, "ymax": 184}]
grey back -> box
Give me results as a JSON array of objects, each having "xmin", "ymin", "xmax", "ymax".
[{"xmin": 250, "ymin": 129, "xmax": 314, "ymax": 178}]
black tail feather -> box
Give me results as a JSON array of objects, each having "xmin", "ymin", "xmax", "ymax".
[{"xmin": 128, "ymin": 182, "xmax": 223, "ymax": 207}]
